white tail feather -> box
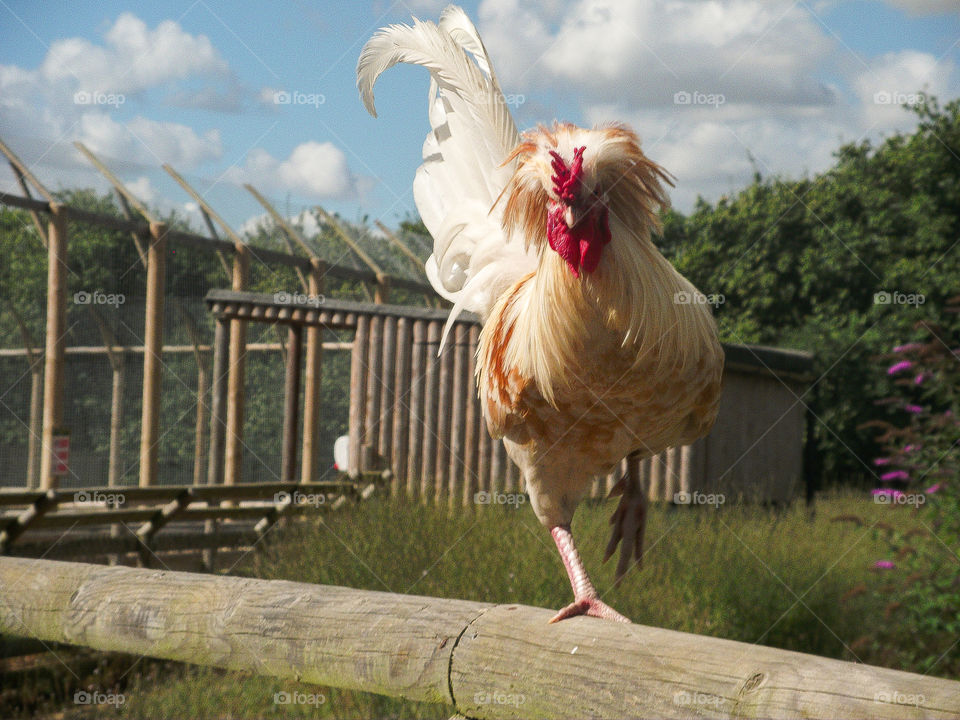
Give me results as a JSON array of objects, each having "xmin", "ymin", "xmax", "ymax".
[{"xmin": 357, "ymin": 5, "xmax": 537, "ymax": 351}]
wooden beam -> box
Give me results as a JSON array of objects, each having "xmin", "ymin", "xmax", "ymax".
[
  {"xmin": 1, "ymin": 557, "xmax": 958, "ymax": 719},
  {"xmin": 10, "ymin": 163, "xmax": 48, "ymax": 245},
  {"xmin": 7, "ymin": 306, "xmax": 43, "ymax": 489},
  {"xmin": 374, "ymin": 220, "xmax": 427, "ymax": 274},
  {"xmin": 0, "ymin": 135, "xmax": 54, "ymax": 202},
  {"xmin": 300, "ymin": 260, "xmax": 325, "ymax": 484},
  {"xmin": 139, "ymin": 222, "xmax": 167, "ymax": 487}
]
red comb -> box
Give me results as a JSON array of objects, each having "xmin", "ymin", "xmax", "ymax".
[{"xmin": 549, "ymin": 146, "xmax": 585, "ymax": 204}]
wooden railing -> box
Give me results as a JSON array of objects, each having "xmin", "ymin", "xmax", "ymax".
[
  {"xmin": 0, "ymin": 557, "xmax": 957, "ymax": 719},
  {"xmin": 0, "ymin": 477, "xmax": 385, "ymax": 568}
]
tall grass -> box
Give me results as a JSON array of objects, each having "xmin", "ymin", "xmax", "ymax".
[
  {"xmin": 103, "ymin": 491, "xmax": 908, "ymax": 720},
  {"xmin": 6, "ymin": 491, "xmax": 930, "ymax": 719}
]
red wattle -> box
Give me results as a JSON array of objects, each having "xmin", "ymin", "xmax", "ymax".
[{"xmin": 546, "ymin": 203, "xmax": 611, "ymax": 277}]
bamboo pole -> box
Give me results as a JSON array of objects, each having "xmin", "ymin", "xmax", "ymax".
[
  {"xmin": 314, "ymin": 206, "xmax": 387, "ymax": 303},
  {"xmin": 139, "ymin": 221, "xmax": 167, "ymax": 488},
  {"xmin": 300, "ymin": 260, "xmax": 325, "ymax": 484},
  {"xmin": 347, "ymin": 315, "xmax": 370, "ymax": 478},
  {"xmin": 40, "ymin": 204, "xmax": 67, "ymax": 490},
  {"xmin": 406, "ymin": 320, "xmax": 427, "ymax": 499},
  {"xmin": 6, "ymin": 557, "xmax": 957, "ymax": 719},
  {"xmin": 391, "ymin": 317, "xmax": 412, "ymax": 495}
]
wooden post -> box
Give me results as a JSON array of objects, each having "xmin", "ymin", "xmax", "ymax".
[
  {"xmin": 434, "ymin": 327, "xmax": 455, "ymax": 502},
  {"xmin": 7, "ymin": 557, "xmax": 957, "ymax": 719},
  {"xmin": 374, "ymin": 274, "xmax": 390, "ymax": 304},
  {"xmin": 224, "ymin": 246, "xmax": 249, "ymax": 485},
  {"xmin": 347, "ymin": 314, "xmax": 370, "ymax": 477},
  {"xmin": 281, "ymin": 324, "xmax": 303, "ymax": 484},
  {"xmin": 109, "ymin": 362, "xmax": 125, "ymax": 487},
  {"xmin": 139, "ymin": 221, "xmax": 167, "ymax": 488},
  {"xmin": 363, "ymin": 315, "xmax": 384, "ymax": 472},
  {"xmin": 391, "ymin": 317, "xmax": 412, "ymax": 495},
  {"xmin": 207, "ymin": 317, "xmax": 229, "ymax": 485},
  {"xmin": 420, "ymin": 321, "xmax": 442, "ymax": 501},
  {"xmin": 448, "ymin": 324, "xmax": 468, "ymax": 510},
  {"xmin": 378, "ymin": 315, "xmax": 397, "ymax": 464},
  {"xmin": 300, "ymin": 260, "xmax": 324, "ymax": 484},
  {"xmin": 406, "ymin": 320, "xmax": 427, "ymax": 499},
  {"xmin": 10, "ymin": 307, "xmax": 43, "ymax": 489},
  {"xmin": 40, "ymin": 204, "xmax": 67, "ymax": 490},
  {"xmin": 27, "ymin": 361, "xmax": 42, "ymax": 489},
  {"xmin": 462, "ymin": 324, "xmax": 480, "ymax": 507}
]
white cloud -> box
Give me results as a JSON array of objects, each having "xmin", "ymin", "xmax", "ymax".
[
  {"xmin": 77, "ymin": 112, "xmax": 222, "ymax": 168},
  {"xmin": 475, "ymin": 0, "xmax": 959, "ymax": 212},
  {"xmin": 479, "ymin": 0, "xmax": 836, "ymax": 107},
  {"xmin": 40, "ymin": 12, "xmax": 228, "ymax": 95},
  {"xmin": 884, "ymin": 0, "xmax": 960, "ymax": 14},
  {"xmin": 851, "ymin": 50, "xmax": 955, "ymax": 129},
  {"xmin": 224, "ymin": 142, "xmax": 358, "ymax": 200}
]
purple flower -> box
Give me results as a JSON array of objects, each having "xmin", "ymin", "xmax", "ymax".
[
  {"xmin": 872, "ymin": 488, "xmax": 905, "ymax": 498},
  {"xmin": 914, "ymin": 373, "xmax": 925, "ymax": 385},
  {"xmin": 904, "ymin": 404, "xmax": 924, "ymax": 414},
  {"xmin": 925, "ymin": 483, "xmax": 942, "ymax": 494},
  {"xmin": 873, "ymin": 560, "xmax": 895, "ymax": 570},
  {"xmin": 873, "ymin": 457, "xmax": 891, "ymax": 466},
  {"xmin": 893, "ymin": 343, "xmax": 922, "ymax": 353},
  {"xmin": 887, "ymin": 360, "xmax": 913, "ymax": 375},
  {"xmin": 903, "ymin": 444, "xmax": 918, "ymax": 453},
  {"xmin": 880, "ymin": 471, "xmax": 910, "ymax": 482}
]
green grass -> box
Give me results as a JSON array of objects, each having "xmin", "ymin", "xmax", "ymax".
[{"xmin": 3, "ymin": 490, "xmax": 925, "ymax": 719}]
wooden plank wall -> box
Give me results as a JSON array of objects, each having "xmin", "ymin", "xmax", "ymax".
[{"xmin": 348, "ymin": 308, "xmax": 808, "ymax": 506}]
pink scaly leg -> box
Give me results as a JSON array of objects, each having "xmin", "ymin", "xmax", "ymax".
[{"xmin": 549, "ymin": 524, "xmax": 630, "ymax": 624}]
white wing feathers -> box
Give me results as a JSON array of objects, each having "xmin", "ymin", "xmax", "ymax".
[{"xmin": 357, "ymin": 5, "xmax": 537, "ymax": 345}]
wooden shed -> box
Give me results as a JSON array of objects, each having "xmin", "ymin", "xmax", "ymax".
[{"xmin": 206, "ymin": 292, "xmax": 815, "ymax": 505}]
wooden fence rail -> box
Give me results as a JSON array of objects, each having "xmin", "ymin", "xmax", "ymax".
[{"xmin": 0, "ymin": 557, "xmax": 958, "ymax": 719}]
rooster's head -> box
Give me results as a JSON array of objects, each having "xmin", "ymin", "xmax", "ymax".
[{"xmin": 501, "ymin": 122, "xmax": 672, "ymax": 278}]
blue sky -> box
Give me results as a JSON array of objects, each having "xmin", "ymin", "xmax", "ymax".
[{"xmin": 1, "ymin": 0, "xmax": 958, "ymax": 234}]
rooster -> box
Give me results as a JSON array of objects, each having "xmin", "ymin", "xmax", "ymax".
[{"xmin": 358, "ymin": 6, "xmax": 723, "ymax": 623}]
